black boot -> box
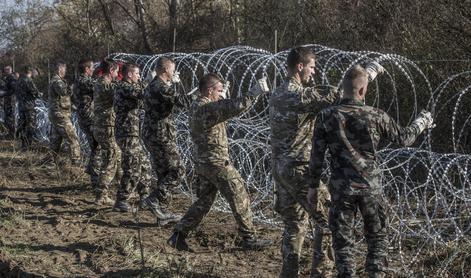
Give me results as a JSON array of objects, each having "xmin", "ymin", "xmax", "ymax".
[
  {"xmin": 138, "ymin": 194, "xmax": 149, "ymax": 209},
  {"xmin": 167, "ymin": 232, "xmax": 193, "ymax": 252},
  {"xmin": 241, "ymin": 235, "xmax": 273, "ymax": 251},
  {"xmin": 142, "ymin": 196, "xmax": 181, "ymax": 224},
  {"xmin": 113, "ymin": 200, "xmax": 131, "ymax": 212}
]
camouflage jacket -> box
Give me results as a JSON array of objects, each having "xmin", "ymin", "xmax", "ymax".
[
  {"xmin": 48, "ymin": 74, "xmax": 72, "ymax": 114},
  {"xmin": 73, "ymin": 73, "xmax": 95, "ymax": 125},
  {"xmin": 1, "ymin": 74, "xmax": 17, "ymax": 97},
  {"xmin": 309, "ymin": 98, "xmax": 423, "ymax": 195},
  {"xmin": 94, "ymin": 76, "xmax": 117, "ymax": 127},
  {"xmin": 270, "ymin": 77, "xmax": 339, "ymax": 166},
  {"xmin": 143, "ymin": 77, "xmax": 182, "ymax": 127},
  {"xmin": 190, "ymin": 95, "xmax": 253, "ymax": 166},
  {"xmin": 114, "ymin": 80, "xmax": 146, "ymax": 138},
  {"xmin": 17, "ymin": 75, "xmax": 40, "ymax": 108}
]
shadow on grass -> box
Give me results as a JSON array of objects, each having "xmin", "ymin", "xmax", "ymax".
[
  {"xmin": 0, "ymin": 183, "xmax": 89, "ymax": 195},
  {"xmin": 102, "ymin": 267, "xmax": 221, "ymax": 278}
]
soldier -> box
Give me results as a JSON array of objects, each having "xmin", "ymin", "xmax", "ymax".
[
  {"xmin": 308, "ymin": 65, "xmax": 434, "ymax": 277},
  {"xmin": 141, "ymin": 57, "xmax": 184, "ymax": 220},
  {"xmin": 74, "ymin": 59, "xmax": 99, "ymax": 187},
  {"xmin": 270, "ymin": 46, "xmax": 340, "ymax": 278},
  {"xmin": 167, "ymin": 73, "xmax": 272, "ymax": 251},
  {"xmin": 112, "ymin": 63, "xmax": 157, "ymax": 213},
  {"xmin": 48, "ymin": 61, "xmax": 81, "ymax": 164},
  {"xmin": 16, "ymin": 66, "xmax": 41, "ymax": 149},
  {"xmin": 93, "ymin": 60, "xmax": 121, "ymax": 205},
  {"xmin": 1, "ymin": 65, "xmax": 17, "ymax": 138}
]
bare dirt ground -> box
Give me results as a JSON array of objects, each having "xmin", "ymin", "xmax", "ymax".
[
  {"xmin": 1, "ymin": 139, "xmax": 470, "ymax": 278},
  {"xmin": 0, "ymin": 139, "xmax": 292, "ymax": 278}
]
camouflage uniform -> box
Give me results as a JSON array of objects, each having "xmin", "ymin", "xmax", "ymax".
[
  {"xmin": 1, "ymin": 74, "xmax": 17, "ymax": 136},
  {"xmin": 142, "ymin": 78, "xmax": 185, "ymax": 205},
  {"xmin": 74, "ymin": 73, "xmax": 99, "ymax": 186},
  {"xmin": 114, "ymin": 80, "xmax": 150, "ymax": 201},
  {"xmin": 270, "ymin": 78, "xmax": 339, "ymax": 278},
  {"xmin": 309, "ymin": 98, "xmax": 424, "ymax": 277},
  {"xmin": 93, "ymin": 77, "xmax": 121, "ymax": 197},
  {"xmin": 174, "ymin": 95, "xmax": 258, "ymax": 239},
  {"xmin": 48, "ymin": 74, "xmax": 81, "ymax": 162},
  {"xmin": 16, "ymin": 75, "xmax": 40, "ymax": 147}
]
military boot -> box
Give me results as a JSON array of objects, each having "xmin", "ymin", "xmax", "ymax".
[
  {"xmin": 95, "ymin": 193, "xmax": 114, "ymax": 206},
  {"xmin": 113, "ymin": 200, "xmax": 131, "ymax": 212},
  {"xmin": 167, "ymin": 232, "xmax": 193, "ymax": 252},
  {"xmin": 142, "ymin": 196, "xmax": 181, "ymax": 224},
  {"xmin": 138, "ymin": 193, "xmax": 149, "ymax": 209},
  {"xmin": 241, "ymin": 235, "xmax": 273, "ymax": 251}
]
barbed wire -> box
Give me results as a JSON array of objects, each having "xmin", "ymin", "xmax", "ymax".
[{"xmin": 25, "ymin": 45, "xmax": 471, "ymax": 274}]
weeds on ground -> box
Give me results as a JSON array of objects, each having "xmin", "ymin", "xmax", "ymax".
[{"xmin": 0, "ymin": 207, "xmax": 29, "ymax": 229}]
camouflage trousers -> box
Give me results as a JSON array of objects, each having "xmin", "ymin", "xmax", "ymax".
[
  {"xmin": 273, "ymin": 162, "xmax": 334, "ymax": 278},
  {"xmin": 3, "ymin": 95, "xmax": 15, "ymax": 136},
  {"xmin": 17, "ymin": 105, "xmax": 37, "ymax": 148},
  {"xmin": 78, "ymin": 118, "xmax": 100, "ymax": 187},
  {"xmin": 93, "ymin": 125, "xmax": 121, "ymax": 197},
  {"xmin": 329, "ymin": 193, "xmax": 388, "ymax": 278},
  {"xmin": 143, "ymin": 130, "xmax": 185, "ymax": 206},
  {"xmin": 116, "ymin": 136, "xmax": 151, "ymax": 201},
  {"xmin": 49, "ymin": 111, "xmax": 81, "ymax": 162},
  {"xmin": 174, "ymin": 162, "xmax": 256, "ymax": 239}
]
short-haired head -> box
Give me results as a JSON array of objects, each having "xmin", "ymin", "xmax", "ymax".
[
  {"xmin": 122, "ymin": 63, "xmax": 139, "ymax": 78},
  {"xmin": 155, "ymin": 57, "xmax": 175, "ymax": 72},
  {"xmin": 55, "ymin": 60, "xmax": 66, "ymax": 71},
  {"xmin": 199, "ymin": 73, "xmax": 222, "ymax": 95},
  {"xmin": 23, "ymin": 65, "xmax": 34, "ymax": 74},
  {"xmin": 78, "ymin": 59, "xmax": 94, "ymax": 74},
  {"xmin": 342, "ymin": 65, "xmax": 369, "ymax": 97},
  {"xmin": 3, "ymin": 65, "xmax": 12, "ymax": 74},
  {"xmin": 101, "ymin": 59, "xmax": 118, "ymax": 75},
  {"xmin": 287, "ymin": 46, "xmax": 316, "ymax": 70}
]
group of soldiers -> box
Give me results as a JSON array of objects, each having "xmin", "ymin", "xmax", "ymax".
[{"xmin": 0, "ymin": 46, "xmax": 435, "ymax": 278}]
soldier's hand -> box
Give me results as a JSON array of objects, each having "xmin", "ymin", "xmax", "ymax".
[
  {"xmin": 171, "ymin": 71, "xmax": 181, "ymax": 84},
  {"xmin": 365, "ymin": 61, "xmax": 385, "ymax": 82},
  {"xmin": 307, "ymin": 187, "xmax": 318, "ymax": 209},
  {"xmin": 248, "ymin": 77, "xmax": 270, "ymax": 97},
  {"xmin": 413, "ymin": 110, "xmax": 435, "ymax": 132}
]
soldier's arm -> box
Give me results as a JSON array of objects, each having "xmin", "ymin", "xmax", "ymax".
[
  {"xmin": 290, "ymin": 85, "xmax": 340, "ymax": 113},
  {"xmin": 196, "ymin": 96, "xmax": 253, "ymax": 129},
  {"xmin": 120, "ymin": 83, "xmax": 144, "ymax": 100},
  {"xmin": 309, "ymin": 112, "xmax": 328, "ymax": 189},
  {"xmin": 0, "ymin": 79, "xmax": 8, "ymax": 96},
  {"xmin": 1, "ymin": 78, "xmax": 17, "ymax": 97},
  {"xmin": 52, "ymin": 80, "xmax": 70, "ymax": 97},
  {"xmin": 83, "ymin": 76, "xmax": 95, "ymax": 92},
  {"xmin": 379, "ymin": 110, "xmax": 422, "ymax": 147},
  {"xmin": 159, "ymin": 81, "xmax": 189, "ymax": 108},
  {"xmin": 29, "ymin": 79, "xmax": 41, "ymax": 98},
  {"xmin": 6, "ymin": 77, "xmax": 16, "ymax": 93},
  {"xmin": 159, "ymin": 82, "xmax": 177, "ymax": 102}
]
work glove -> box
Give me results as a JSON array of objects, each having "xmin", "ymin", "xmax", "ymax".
[
  {"xmin": 365, "ymin": 61, "xmax": 385, "ymax": 82},
  {"xmin": 412, "ymin": 110, "xmax": 435, "ymax": 133},
  {"xmin": 248, "ymin": 77, "xmax": 270, "ymax": 97},
  {"xmin": 171, "ymin": 71, "xmax": 181, "ymax": 84}
]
